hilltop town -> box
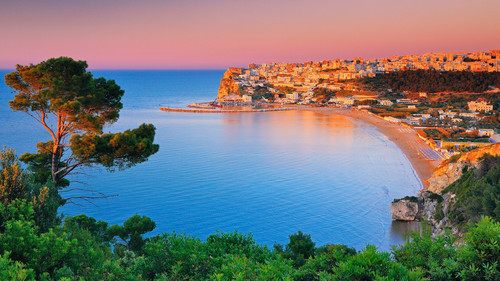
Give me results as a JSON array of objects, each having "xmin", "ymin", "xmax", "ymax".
[
  {"xmin": 212, "ymin": 50, "xmax": 500, "ymax": 158},
  {"xmin": 217, "ymin": 50, "xmax": 500, "ymax": 100}
]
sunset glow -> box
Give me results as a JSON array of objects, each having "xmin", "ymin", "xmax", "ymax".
[{"xmin": 1, "ymin": 0, "xmax": 499, "ymax": 69}]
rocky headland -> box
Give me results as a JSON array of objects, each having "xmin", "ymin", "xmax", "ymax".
[{"xmin": 217, "ymin": 68, "xmax": 242, "ymax": 100}]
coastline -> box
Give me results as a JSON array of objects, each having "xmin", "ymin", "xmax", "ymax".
[
  {"xmin": 301, "ymin": 106, "xmax": 442, "ymax": 189},
  {"xmin": 161, "ymin": 104, "xmax": 442, "ymax": 189},
  {"xmin": 160, "ymin": 106, "xmax": 291, "ymax": 113}
]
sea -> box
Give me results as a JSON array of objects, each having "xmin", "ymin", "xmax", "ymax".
[{"xmin": 0, "ymin": 69, "xmax": 421, "ymax": 251}]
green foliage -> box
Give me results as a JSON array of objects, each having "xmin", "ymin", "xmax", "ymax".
[
  {"xmin": 19, "ymin": 141, "xmax": 69, "ymax": 187},
  {"xmin": 393, "ymin": 217, "xmax": 500, "ymax": 281},
  {"xmin": 204, "ymin": 231, "xmax": 273, "ymax": 277},
  {"xmin": 108, "ymin": 214, "xmax": 156, "ymax": 253},
  {"xmin": 393, "ymin": 229, "xmax": 458, "ymax": 280},
  {"xmin": 250, "ymin": 86, "xmax": 274, "ymax": 101},
  {"xmin": 434, "ymin": 202, "xmax": 445, "ymax": 221},
  {"xmin": 361, "ymin": 69, "xmax": 500, "ymax": 93},
  {"xmin": 63, "ymin": 214, "xmax": 111, "ymax": 243},
  {"xmin": 392, "ymin": 196, "xmax": 418, "ymax": 203},
  {"xmin": 426, "ymin": 191, "xmax": 444, "ymax": 203},
  {"xmin": 0, "ymin": 200, "xmax": 145, "ymax": 280},
  {"xmin": 332, "ymin": 245, "xmax": 424, "ymax": 280},
  {"xmin": 443, "ymin": 155, "xmax": 500, "ymax": 225},
  {"xmin": 211, "ymin": 255, "xmax": 295, "ymax": 281},
  {"xmin": 141, "ymin": 231, "xmax": 273, "ymax": 280},
  {"xmin": 0, "ymin": 148, "xmax": 63, "ymax": 232},
  {"xmin": 1, "ymin": 198, "xmax": 500, "ymax": 280},
  {"xmin": 286, "ymin": 231, "xmax": 316, "ymax": 267},
  {"xmin": 5, "ymin": 57, "xmax": 122, "ymax": 133},
  {"xmin": 0, "ymin": 147, "xmax": 28, "ymax": 203},
  {"xmin": 274, "ymin": 231, "xmax": 316, "ymax": 268},
  {"xmin": 4, "ymin": 57, "xmax": 159, "ymax": 188},
  {"xmin": 457, "ymin": 217, "xmax": 500, "ymax": 281},
  {"xmin": 70, "ymin": 123, "xmax": 159, "ymax": 171},
  {"xmin": 312, "ymin": 88, "xmax": 335, "ymax": 102},
  {"xmin": 141, "ymin": 232, "xmax": 208, "ymax": 280},
  {"xmin": 294, "ymin": 244, "xmax": 356, "ymax": 280},
  {"xmin": 0, "ymin": 252, "xmax": 34, "ymax": 281}
]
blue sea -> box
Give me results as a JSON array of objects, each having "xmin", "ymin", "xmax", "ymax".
[{"xmin": 0, "ymin": 70, "xmax": 421, "ymax": 251}]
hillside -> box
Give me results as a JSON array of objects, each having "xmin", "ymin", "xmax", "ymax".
[
  {"xmin": 391, "ymin": 143, "xmax": 500, "ymax": 237},
  {"xmin": 428, "ymin": 143, "xmax": 500, "ymax": 193},
  {"xmin": 217, "ymin": 67, "xmax": 242, "ymax": 99}
]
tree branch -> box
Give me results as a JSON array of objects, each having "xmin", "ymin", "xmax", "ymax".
[
  {"xmin": 55, "ymin": 158, "xmax": 99, "ymax": 178},
  {"xmin": 64, "ymin": 194, "xmax": 119, "ymax": 207},
  {"xmin": 40, "ymin": 109, "xmax": 57, "ymax": 144}
]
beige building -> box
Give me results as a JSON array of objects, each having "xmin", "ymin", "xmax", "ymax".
[
  {"xmin": 468, "ymin": 99, "xmax": 493, "ymax": 112},
  {"xmin": 379, "ymin": 99, "xmax": 393, "ymax": 106},
  {"xmin": 242, "ymin": 95, "xmax": 252, "ymax": 103},
  {"xmin": 478, "ymin": 129, "xmax": 495, "ymax": 137}
]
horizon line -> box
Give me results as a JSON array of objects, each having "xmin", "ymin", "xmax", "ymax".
[
  {"xmin": 0, "ymin": 68, "xmax": 229, "ymax": 71},
  {"xmin": 1, "ymin": 48, "xmax": 498, "ymax": 71}
]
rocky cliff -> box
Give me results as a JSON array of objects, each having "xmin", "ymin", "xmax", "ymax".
[
  {"xmin": 391, "ymin": 192, "xmax": 458, "ymax": 236},
  {"xmin": 428, "ymin": 143, "xmax": 500, "ymax": 193},
  {"xmin": 391, "ymin": 143, "xmax": 500, "ymax": 236},
  {"xmin": 217, "ymin": 68, "xmax": 243, "ymax": 100}
]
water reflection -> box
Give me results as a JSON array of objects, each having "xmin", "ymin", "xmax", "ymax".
[
  {"xmin": 220, "ymin": 110, "xmax": 356, "ymax": 155},
  {"xmin": 389, "ymin": 220, "xmax": 422, "ymax": 246}
]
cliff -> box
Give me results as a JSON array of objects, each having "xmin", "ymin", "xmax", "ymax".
[
  {"xmin": 217, "ymin": 68, "xmax": 243, "ymax": 100},
  {"xmin": 428, "ymin": 143, "xmax": 500, "ymax": 193},
  {"xmin": 391, "ymin": 143, "xmax": 500, "ymax": 237},
  {"xmin": 391, "ymin": 192, "xmax": 457, "ymax": 236}
]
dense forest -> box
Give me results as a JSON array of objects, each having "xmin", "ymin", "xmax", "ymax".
[
  {"xmin": 361, "ymin": 70, "xmax": 500, "ymax": 93},
  {"xmin": 1, "ymin": 147, "xmax": 500, "ymax": 280}
]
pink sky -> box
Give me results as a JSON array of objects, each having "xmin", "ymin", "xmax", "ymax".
[{"xmin": 1, "ymin": 0, "xmax": 499, "ymax": 69}]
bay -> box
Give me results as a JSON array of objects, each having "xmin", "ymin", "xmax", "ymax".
[{"xmin": 0, "ymin": 69, "xmax": 421, "ymax": 251}]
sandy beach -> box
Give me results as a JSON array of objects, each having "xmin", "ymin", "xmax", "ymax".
[
  {"xmin": 302, "ymin": 107, "xmax": 442, "ymax": 188},
  {"xmin": 161, "ymin": 104, "xmax": 442, "ymax": 188}
]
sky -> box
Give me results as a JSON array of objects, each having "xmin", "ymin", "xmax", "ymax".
[{"xmin": 0, "ymin": 0, "xmax": 499, "ymax": 69}]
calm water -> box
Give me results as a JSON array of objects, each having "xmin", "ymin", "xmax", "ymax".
[{"xmin": 0, "ymin": 70, "xmax": 421, "ymax": 251}]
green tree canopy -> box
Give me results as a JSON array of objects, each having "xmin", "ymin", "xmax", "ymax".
[
  {"xmin": 4, "ymin": 57, "xmax": 159, "ymax": 193},
  {"xmin": 0, "ymin": 148, "xmax": 62, "ymax": 232},
  {"xmin": 107, "ymin": 214, "xmax": 156, "ymax": 253}
]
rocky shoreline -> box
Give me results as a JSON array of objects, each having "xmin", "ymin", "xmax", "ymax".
[
  {"xmin": 390, "ymin": 143, "xmax": 500, "ymax": 236},
  {"xmin": 390, "ymin": 191, "xmax": 459, "ymax": 236}
]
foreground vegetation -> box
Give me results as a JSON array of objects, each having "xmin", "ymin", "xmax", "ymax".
[{"xmin": 1, "ymin": 148, "xmax": 500, "ymax": 281}]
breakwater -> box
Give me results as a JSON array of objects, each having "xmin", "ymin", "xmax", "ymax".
[{"xmin": 160, "ymin": 107, "xmax": 292, "ymax": 113}]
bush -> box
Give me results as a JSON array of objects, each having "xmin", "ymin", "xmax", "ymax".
[{"xmin": 393, "ymin": 196, "xmax": 418, "ymax": 203}]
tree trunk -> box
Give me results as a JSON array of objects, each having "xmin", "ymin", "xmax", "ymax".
[{"xmin": 51, "ymin": 143, "xmax": 60, "ymax": 187}]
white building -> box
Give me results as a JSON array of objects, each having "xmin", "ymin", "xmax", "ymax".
[
  {"xmin": 384, "ymin": 116, "xmax": 401, "ymax": 123},
  {"xmin": 396, "ymin": 99, "xmax": 413, "ymax": 104},
  {"xmin": 478, "ymin": 129, "xmax": 495, "ymax": 137},
  {"xmin": 468, "ymin": 99, "xmax": 493, "ymax": 112},
  {"xmin": 379, "ymin": 99, "xmax": 393, "ymax": 106},
  {"xmin": 242, "ymin": 95, "xmax": 252, "ymax": 103},
  {"xmin": 330, "ymin": 96, "xmax": 355, "ymax": 105},
  {"xmin": 285, "ymin": 92, "xmax": 299, "ymax": 101}
]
